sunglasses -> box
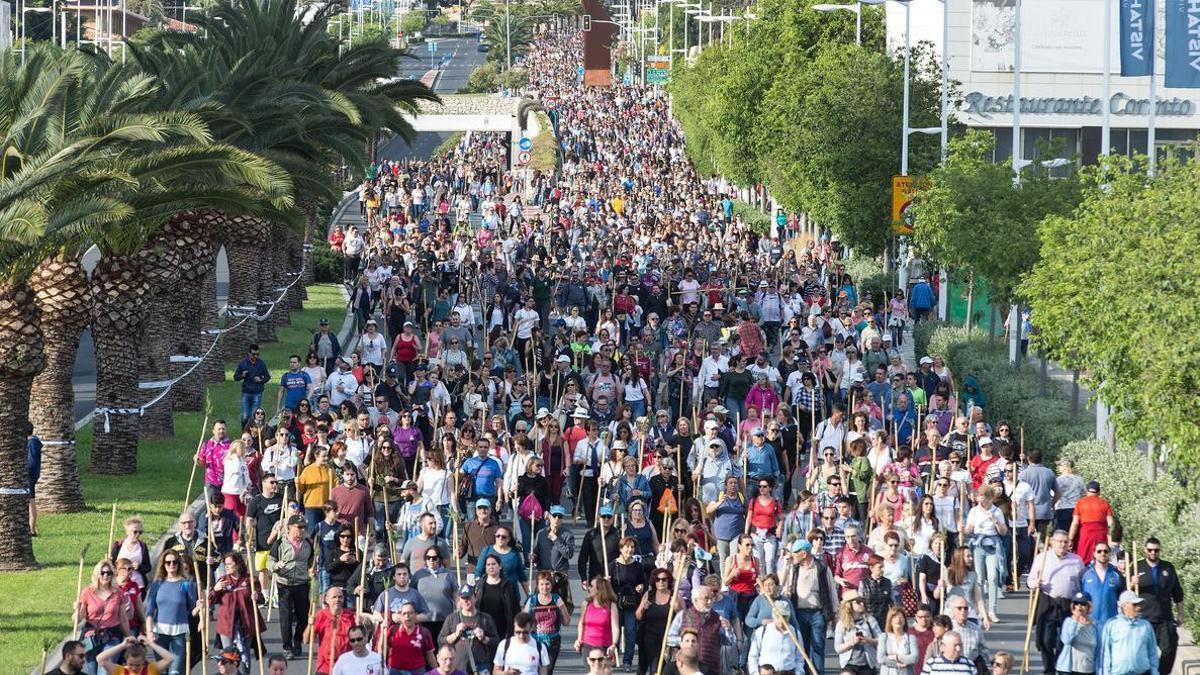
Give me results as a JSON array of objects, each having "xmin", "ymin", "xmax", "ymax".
[
  {"xmin": 588, "ymin": 657, "xmax": 606, "ymax": 663},
  {"xmin": 348, "ymin": 636, "xmax": 364, "ymax": 644}
]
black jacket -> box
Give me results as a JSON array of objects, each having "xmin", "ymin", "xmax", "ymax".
[
  {"xmin": 1134, "ymin": 559, "xmax": 1185, "ymax": 624},
  {"xmin": 577, "ymin": 526, "xmax": 620, "ymax": 583}
]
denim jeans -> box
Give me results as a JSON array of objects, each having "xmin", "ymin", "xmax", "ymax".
[
  {"xmin": 973, "ymin": 537, "xmax": 1005, "ymax": 614},
  {"xmin": 794, "ymin": 607, "xmax": 827, "ymax": 673},
  {"xmin": 619, "ymin": 607, "xmax": 639, "ymax": 666},
  {"xmin": 752, "ymin": 532, "xmax": 779, "ymax": 576},
  {"xmin": 374, "ymin": 500, "xmax": 402, "ymax": 542},
  {"xmin": 240, "ymin": 392, "xmax": 263, "ymax": 427},
  {"xmin": 155, "ymin": 632, "xmax": 188, "ymax": 675},
  {"xmin": 724, "ymin": 396, "xmax": 746, "ymax": 422}
]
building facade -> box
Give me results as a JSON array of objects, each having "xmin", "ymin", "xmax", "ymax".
[{"xmin": 888, "ymin": 0, "xmax": 1199, "ymax": 165}]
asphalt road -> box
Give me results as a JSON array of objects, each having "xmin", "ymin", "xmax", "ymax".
[{"xmin": 376, "ymin": 35, "xmax": 490, "ymax": 162}]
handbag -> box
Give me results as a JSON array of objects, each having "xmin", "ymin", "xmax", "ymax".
[
  {"xmin": 517, "ymin": 493, "xmax": 545, "ymax": 520},
  {"xmin": 898, "ymin": 580, "xmax": 919, "ymax": 617}
]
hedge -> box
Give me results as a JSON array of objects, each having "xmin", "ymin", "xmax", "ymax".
[
  {"xmin": 843, "ymin": 257, "xmax": 897, "ymax": 307},
  {"xmin": 1063, "ymin": 440, "xmax": 1200, "ymax": 632},
  {"xmin": 912, "ymin": 321, "xmax": 1092, "ymax": 458},
  {"xmin": 313, "ymin": 239, "xmax": 342, "ymax": 283}
]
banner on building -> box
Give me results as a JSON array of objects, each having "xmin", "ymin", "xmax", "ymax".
[
  {"xmin": 1165, "ymin": 0, "xmax": 1200, "ymax": 87},
  {"xmin": 1120, "ymin": 0, "xmax": 1154, "ymax": 76}
]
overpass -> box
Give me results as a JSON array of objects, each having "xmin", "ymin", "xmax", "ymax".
[{"xmin": 403, "ymin": 94, "xmax": 544, "ymax": 168}]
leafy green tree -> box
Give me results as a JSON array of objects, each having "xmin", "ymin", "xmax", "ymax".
[
  {"xmin": 761, "ymin": 42, "xmax": 941, "ymax": 254},
  {"xmin": 1021, "ymin": 152, "xmax": 1200, "ymax": 467},
  {"xmin": 401, "ymin": 10, "xmax": 429, "ymax": 36},
  {"xmin": 914, "ymin": 130, "xmax": 1081, "ymax": 308}
]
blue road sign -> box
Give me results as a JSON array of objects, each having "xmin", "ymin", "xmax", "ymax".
[{"xmin": 518, "ymin": 137, "xmax": 532, "ymax": 151}]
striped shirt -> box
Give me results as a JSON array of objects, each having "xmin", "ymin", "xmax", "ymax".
[{"xmin": 925, "ymin": 655, "xmax": 978, "ymax": 675}]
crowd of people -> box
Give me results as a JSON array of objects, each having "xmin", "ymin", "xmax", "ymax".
[{"xmin": 58, "ymin": 29, "xmax": 1186, "ymax": 675}]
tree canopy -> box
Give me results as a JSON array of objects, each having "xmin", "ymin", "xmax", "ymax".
[{"xmin": 1021, "ymin": 152, "xmax": 1200, "ymax": 467}]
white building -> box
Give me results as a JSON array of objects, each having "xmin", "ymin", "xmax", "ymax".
[{"xmin": 887, "ymin": 0, "xmax": 1198, "ymax": 164}]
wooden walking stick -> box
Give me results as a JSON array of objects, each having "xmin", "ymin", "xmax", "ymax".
[
  {"xmin": 654, "ymin": 552, "xmax": 688, "ymax": 675},
  {"xmin": 185, "ymin": 396, "xmax": 213, "ymax": 511},
  {"xmin": 758, "ymin": 586, "xmax": 821, "ymax": 675},
  {"xmin": 191, "ymin": 556, "xmax": 210, "ymax": 675},
  {"xmin": 1131, "ymin": 539, "xmax": 1140, "ymax": 593},
  {"xmin": 1012, "ymin": 494, "xmax": 1020, "ymax": 590},
  {"xmin": 242, "ymin": 519, "xmax": 268, "ymax": 675},
  {"xmin": 107, "ymin": 502, "xmax": 118, "ymax": 553},
  {"xmin": 71, "ymin": 543, "xmax": 90, "ymax": 640},
  {"xmin": 528, "ymin": 511, "xmax": 537, "ymax": 589},
  {"xmin": 306, "ymin": 582, "xmax": 318, "ymax": 675},
  {"xmin": 1022, "ymin": 533, "xmax": 1050, "ymax": 674},
  {"xmin": 40, "ymin": 641, "xmax": 48, "ymax": 675}
]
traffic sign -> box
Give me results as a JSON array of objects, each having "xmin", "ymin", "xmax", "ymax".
[
  {"xmin": 545, "ymin": 96, "xmax": 558, "ymax": 111},
  {"xmin": 517, "ymin": 150, "xmax": 531, "ymax": 165},
  {"xmin": 518, "ymin": 137, "xmax": 532, "ymax": 151},
  {"xmin": 891, "ymin": 175, "xmax": 929, "ymax": 235},
  {"xmin": 646, "ymin": 67, "xmax": 669, "ymax": 84},
  {"xmin": 427, "ymin": 40, "xmax": 437, "ymax": 53}
]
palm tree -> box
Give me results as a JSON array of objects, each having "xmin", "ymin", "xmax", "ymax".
[
  {"xmin": 0, "ymin": 46, "xmax": 157, "ymax": 568},
  {"xmin": 484, "ymin": 10, "xmax": 533, "ymax": 65}
]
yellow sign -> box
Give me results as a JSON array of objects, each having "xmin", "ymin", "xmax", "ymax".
[{"xmin": 891, "ymin": 175, "xmax": 928, "ymax": 235}]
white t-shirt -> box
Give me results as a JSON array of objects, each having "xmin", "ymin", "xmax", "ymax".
[
  {"xmin": 331, "ymin": 648, "xmax": 385, "ymax": 675},
  {"xmin": 359, "ymin": 332, "xmax": 387, "ymax": 366},
  {"xmin": 966, "ymin": 505, "xmax": 1003, "ymax": 537},
  {"xmin": 493, "ymin": 636, "xmax": 551, "ymax": 675},
  {"xmin": 514, "ymin": 308, "xmax": 540, "ymax": 339}
]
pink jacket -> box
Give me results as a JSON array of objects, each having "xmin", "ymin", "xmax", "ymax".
[{"xmin": 744, "ymin": 385, "xmax": 781, "ymax": 417}]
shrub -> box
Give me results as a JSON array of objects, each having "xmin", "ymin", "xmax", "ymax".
[
  {"xmin": 313, "ymin": 239, "xmax": 342, "ymax": 283},
  {"xmin": 1063, "ymin": 440, "xmax": 1200, "ymax": 632},
  {"xmin": 843, "ymin": 257, "xmax": 897, "ymax": 307},
  {"xmin": 917, "ymin": 323, "xmax": 1091, "ymax": 459}
]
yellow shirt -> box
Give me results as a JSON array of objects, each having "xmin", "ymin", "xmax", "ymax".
[{"xmin": 296, "ymin": 463, "xmax": 333, "ymax": 508}]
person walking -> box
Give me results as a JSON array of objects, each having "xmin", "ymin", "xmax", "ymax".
[
  {"xmin": 143, "ymin": 551, "xmax": 199, "ymax": 675},
  {"xmin": 1131, "ymin": 537, "xmax": 1185, "ymax": 674},
  {"xmin": 1027, "ymin": 529, "xmax": 1084, "ymax": 675},
  {"xmin": 1067, "ymin": 481, "xmax": 1115, "ymax": 562},
  {"xmin": 268, "ymin": 515, "xmax": 314, "ymax": 659},
  {"xmin": 1056, "ymin": 592, "xmax": 1098, "ymax": 675},
  {"xmin": 1101, "ymin": 591, "xmax": 1159, "ymax": 675},
  {"xmin": 233, "ymin": 344, "xmax": 270, "ymax": 428}
]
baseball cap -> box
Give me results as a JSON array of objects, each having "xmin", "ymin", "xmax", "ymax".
[
  {"xmin": 556, "ymin": 354, "xmax": 571, "ymax": 364},
  {"xmin": 549, "ymin": 505, "xmax": 567, "ymax": 516},
  {"xmin": 1070, "ymin": 592, "xmax": 1092, "ymax": 606},
  {"xmin": 751, "ymin": 427, "xmax": 765, "ymax": 437},
  {"xmin": 1086, "ymin": 480, "xmax": 1100, "ymax": 493},
  {"xmin": 599, "ymin": 505, "xmax": 614, "ymax": 517},
  {"xmin": 475, "ymin": 498, "xmax": 492, "ymax": 509},
  {"xmin": 536, "ymin": 408, "xmax": 551, "ymax": 419},
  {"xmin": 919, "ymin": 356, "xmax": 934, "ymax": 365},
  {"xmin": 400, "ymin": 479, "xmax": 417, "ymax": 490},
  {"xmin": 457, "ymin": 584, "xmax": 475, "ymax": 598},
  {"xmin": 1118, "ymin": 590, "xmax": 1143, "ymax": 607},
  {"xmin": 790, "ymin": 539, "xmax": 813, "ymax": 553},
  {"xmin": 319, "ymin": 318, "xmax": 330, "ymax": 326},
  {"xmin": 386, "ymin": 364, "xmax": 398, "ymax": 377}
]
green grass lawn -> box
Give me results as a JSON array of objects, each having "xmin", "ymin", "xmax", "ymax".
[{"xmin": 1, "ymin": 283, "xmax": 347, "ymax": 672}]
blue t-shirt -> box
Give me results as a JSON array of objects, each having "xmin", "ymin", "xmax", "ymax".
[
  {"xmin": 461, "ymin": 456, "xmax": 502, "ymax": 498},
  {"xmin": 279, "ymin": 370, "xmax": 311, "ymax": 409},
  {"xmin": 712, "ymin": 496, "xmax": 746, "ymax": 540}
]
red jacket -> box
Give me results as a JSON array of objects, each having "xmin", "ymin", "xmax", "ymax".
[
  {"xmin": 207, "ymin": 574, "xmax": 263, "ymax": 643},
  {"xmin": 313, "ymin": 607, "xmax": 358, "ymax": 673}
]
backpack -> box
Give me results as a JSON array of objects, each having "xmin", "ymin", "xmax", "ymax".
[
  {"xmin": 517, "ymin": 493, "xmax": 545, "ymax": 520},
  {"xmin": 657, "ymin": 487, "xmax": 678, "ymax": 515}
]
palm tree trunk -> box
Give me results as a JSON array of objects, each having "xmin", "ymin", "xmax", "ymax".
[
  {"xmin": 256, "ymin": 246, "xmax": 279, "ymax": 343},
  {"xmin": 270, "ymin": 222, "xmax": 291, "ymax": 330},
  {"xmin": 139, "ymin": 306, "xmax": 176, "ymax": 439},
  {"xmin": 200, "ymin": 265, "xmax": 226, "ymax": 385},
  {"xmin": 0, "ymin": 280, "xmax": 44, "ymax": 569},
  {"xmin": 140, "ymin": 214, "xmax": 214, "ymax": 432},
  {"xmin": 28, "ymin": 256, "xmax": 89, "ymax": 513},
  {"xmin": 89, "ymin": 255, "xmax": 152, "ymax": 476},
  {"xmin": 170, "ymin": 247, "xmax": 218, "ymax": 411},
  {"xmin": 224, "ymin": 239, "xmax": 266, "ymax": 360}
]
